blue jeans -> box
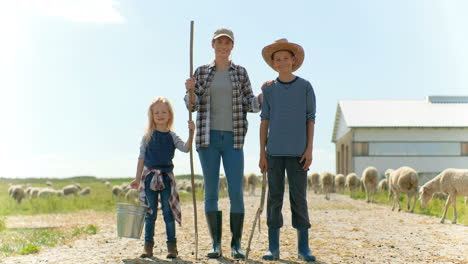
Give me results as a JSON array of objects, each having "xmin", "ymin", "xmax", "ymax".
[
  {"xmin": 144, "ymin": 172, "xmax": 176, "ymax": 243},
  {"xmin": 197, "ymin": 130, "xmax": 245, "ymax": 213}
]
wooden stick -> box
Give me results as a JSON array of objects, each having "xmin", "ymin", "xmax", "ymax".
[
  {"xmin": 188, "ymin": 20, "xmax": 198, "ymax": 259},
  {"xmin": 245, "ymin": 171, "xmax": 267, "ymax": 260}
]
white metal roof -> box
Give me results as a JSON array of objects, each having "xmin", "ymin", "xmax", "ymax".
[{"xmin": 332, "ymin": 96, "xmax": 468, "ymax": 142}]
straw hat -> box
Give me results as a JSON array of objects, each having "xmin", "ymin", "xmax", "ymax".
[{"xmin": 262, "ymin": 38, "xmax": 304, "ymax": 72}]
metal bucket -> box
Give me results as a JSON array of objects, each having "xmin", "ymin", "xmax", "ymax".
[{"xmin": 116, "ymin": 203, "xmax": 147, "ymax": 239}]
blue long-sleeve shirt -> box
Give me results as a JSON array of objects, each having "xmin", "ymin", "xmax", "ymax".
[{"xmin": 260, "ymin": 76, "xmax": 316, "ymax": 157}]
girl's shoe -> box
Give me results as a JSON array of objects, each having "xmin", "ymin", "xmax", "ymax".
[
  {"xmin": 166, "ymin": 242, "xmax": 178, "ymax": 258},
  {"xmin": 140, "ymin": 242, "xmax": 154, "ymax": 258}
]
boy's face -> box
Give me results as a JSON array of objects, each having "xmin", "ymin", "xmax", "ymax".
[
  {"xmin": 212, "ymin": 36, "xmax": 234, "ymax": 60},
  {"xmin": 272, "ymin": 50, "xmax": 296, "ymax": 73}
]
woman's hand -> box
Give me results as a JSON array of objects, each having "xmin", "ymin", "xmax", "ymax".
[
  {"xmin": 130, "ymin": 179, "xmax": 140, "ymax": 189},
  {"xmin": 299, "ymin": 148, "xmax": 313, "ymax": 171},
  {"xmin": 185, "ymin": 77, "xmax": 195, "ymax": 92},
  {"xmin": 261, "ymin": 80, "xmax": 275, "ymax": 91},
  {"xmin": 188, "ymin": 120, "xmax": 195, "ymax": 133}
]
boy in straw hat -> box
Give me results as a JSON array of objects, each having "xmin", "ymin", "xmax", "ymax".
[{"xmin": 259, "ymin": 39, "xmax": 316, "ymax": 262}]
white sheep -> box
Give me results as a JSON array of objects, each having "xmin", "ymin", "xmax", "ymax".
[
  {"xmin": 78, "ymin": 186, "xmax": 91, "ymax": 196},
  {"xmin": 219, "ymin": 176, "xmax": 227, "ymax": 192},
  {"xmin": 385, "ymin": 169, "xmax": 394, "ymax": 200},
  {"xmin": 335, "ymin": 174, "xmax": 345, "ymax": 193},
  {"xmin": 125, "ymin": 188, "xmax": 139, "ymax": 203},
  {"xmin": 38, "ymin": 188, "xmax": 57, "ymax": 198},
  {"xmin": 309, "ymin": 172, "xmax": 320, "ymax": 194},
  {"xmin": 378, "ymin": 178, "xmax": 388, "ymax": 193},
  {"xmin": 9, "ymin": 185, "xmax": 25, "ymax": 204},
  {"xmin": 30, "ymin": 187, "xmax": 41, "ymax": 198},
  {"xmin": 362, "ymin": 167, "xmax": 379, "ymax": 203},
  {"xmin": 388, "ymin": 167, "xmax": 419, "ymax": 212},
  {"xmin": 320, "ymin": 172, "xmax": 334, "ymax": 200},
  {"xmin": 419, "ymin": 168, "xmax": 468, "ymax": 224},
  {"xmin": 62, "ymin": 185, "xmax": 80, "ymax": 196},
  {"xmin": 105, "ymin": 181, "xmax": 110, "ymax": 189},
  {"xmin": 247, "ymin": 173, "xmax": 258, "ymax": 195},
  {"xmin": 45, "ymin": 180, "xmax": 53, "ymax": 187},
  {"xmin": 345, "ymin": 173, "xmax": 360, "ymax": 198},
  {"xmin": 112, "ymin": 185, "xmax": 123, "ymax": 197}
]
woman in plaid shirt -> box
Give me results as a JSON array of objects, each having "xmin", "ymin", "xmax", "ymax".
[{"xmin": 185, "ymin": 28, "xmax": 263, "ymax": 259}]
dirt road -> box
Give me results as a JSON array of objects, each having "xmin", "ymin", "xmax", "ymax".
[{"xmin": 2, "ymin": 192, "xmax": 467, "ymax": 264}]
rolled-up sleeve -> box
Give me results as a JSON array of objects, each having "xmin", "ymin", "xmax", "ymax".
[
  {"xmin": 306, "ymin": 83, "xmax": 316, "ymax": 122},
  {"xmin": 260, "ymin": 87, "xmax": 270, "ymax": 120}
]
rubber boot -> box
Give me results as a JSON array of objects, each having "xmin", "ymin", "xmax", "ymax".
[
  {"xmin": 297, "ymin": 228, "xmax": 316, "ymax": 262},
  {"xmin": 166, "ymin": 241, "xmax": 178, "ymax": 259},
  {"xmin": 140, "ymin": 242, "xmax": 154, "ymax": 258},
  {"xmin": 206, "ymin": 211, "xmax": 222, "ymax": 258},
  {"xmin": 262, "ymin": 228, "xmax": 280, "ymax": 260},
  {"xmin": 230, "ymin": 213, "xmax": 245, "ymax": 259}
]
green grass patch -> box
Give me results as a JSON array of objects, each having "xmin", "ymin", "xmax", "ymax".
[
  {"xmin": 0, "ymin": 224, "xmax": 98, "ymax": 258},
  {"xmin": 344, "ymin": 190, "xmax": 467, "ymax": 225}
]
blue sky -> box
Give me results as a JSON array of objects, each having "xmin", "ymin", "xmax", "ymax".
[{"xmin": 1, "ymin": 0, "xmax": 467, "ymax": 178}]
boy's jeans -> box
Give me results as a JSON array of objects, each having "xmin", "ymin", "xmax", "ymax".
[
  {"xmin": 198, "ymin": 130, "xmax": 245, "ymax": 213},
  {"xmin": 144, "ymin": 172, "xmax": 176, "ymax": 243},
  {"xmin": 266, "ymin": 155, "xmax": 311, "ymax": 229}
]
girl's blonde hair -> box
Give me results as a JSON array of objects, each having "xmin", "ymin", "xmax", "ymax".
[{"xmin": 143, "ymin": 96, "xmax": 174, "ymax": 146}]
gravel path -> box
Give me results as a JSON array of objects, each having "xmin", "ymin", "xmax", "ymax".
[{"xmin": 2, "ymin": 191, "xmax": 467, "ymax": 264}]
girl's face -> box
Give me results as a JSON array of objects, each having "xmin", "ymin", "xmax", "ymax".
[
  {"xmin": 152, "ymin": 103, "xmax": 171, "ymax": 128},
  {"xmin": 212, "ymin": 36, "xmax": 233, "ymax": 60},
  {"xmin": 272, "ymin": 50, "xmax": 296, "ymax": 73}
]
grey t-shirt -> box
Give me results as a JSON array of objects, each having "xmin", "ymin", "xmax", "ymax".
[
  {"xmin": 260, "ymin": 76, "xmax": 316, "ymax": 157},
  {"xmin": 209, "ymin": 70, "xmax": 233, "ymax": 131}
]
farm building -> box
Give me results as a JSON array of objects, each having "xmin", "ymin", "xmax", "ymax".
[{"xmin": 332, "ymin": 95, "xmax": 468, "ymax": 184}]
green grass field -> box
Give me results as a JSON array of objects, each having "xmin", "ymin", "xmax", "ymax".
[{"xmin": 343, "ymin": 189, "xmax": 467, "ymax": 225}]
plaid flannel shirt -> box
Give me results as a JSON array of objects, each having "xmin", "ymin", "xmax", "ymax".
[{"xmin": 184, "ymin": 61, "xmax": 261, "ymax": 149}]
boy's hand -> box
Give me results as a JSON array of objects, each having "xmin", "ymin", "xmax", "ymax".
[
  {"xmin": 300, "ymin": 148, "xmax": 313, "ymax": 171},
  {"xmin": 185, "ymin": 77, "xmax": 195, "ymax": 92},
  {"xmin": 130, "ymin": 180, "xmax": 140, "ymax": 189},
  {"xmin": 259, "ymin": 154, "xmax": 268, "ymax": 173},
  {"xmin": 261, "ymin": 80, "xmax": 275, "ymax": 91},
  {"xmin": 188, "ymin": 120, "xmax": 195, "ymax": 133}
]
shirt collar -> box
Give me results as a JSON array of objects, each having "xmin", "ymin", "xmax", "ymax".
[{"xmin": 208, "ymin": 60, "xmax": 237, "ymax": 70}]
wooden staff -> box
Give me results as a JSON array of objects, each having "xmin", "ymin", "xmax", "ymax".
[
  {"xmin": 188, "ymin": 20, "xmax": 198, "ymax": 259},
  {"xmin": 245, "ymin": 171, "xmax": 267, "ymax": 260}
]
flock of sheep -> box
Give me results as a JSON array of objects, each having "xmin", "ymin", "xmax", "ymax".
[
  {"xmin": 7, "ymin": 169, "xmax": 467, "ymax": 224},
  {"xmin": 308, "ymin": 167, "xmax": 468, "ymax": 224},
  {"xmin": 7, "ymin": 181, "xmax": 91, "ymax": 204}
]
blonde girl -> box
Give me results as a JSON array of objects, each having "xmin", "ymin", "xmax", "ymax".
[{"xmin": 130, "ymin": 96, "xmax": 194, "ymax": 259}]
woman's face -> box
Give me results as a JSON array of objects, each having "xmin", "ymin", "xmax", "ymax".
[{"xmin": 212, "ymin": 36, "xmax": 233, "ymax": 59}]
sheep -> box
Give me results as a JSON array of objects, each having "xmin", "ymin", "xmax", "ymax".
[
  {"xmin": 388, "ymin": 167, "xmax": 419, "ymax": 212},
  {"xmin": 125, "ymin": 188, "xmax": 139, "ymax": 203},
  {"xmin": 105, "ymin": 181, "xmax": 110, "ymax": 189},
  {"xmin": 219, "ymin": 176, "xmax": 227, "ymax": 192},
  {"xmin": 308, "ymin": 172, "xmax": 320, "ymax": 194},
  {"xmin": 62, "ymin": 185, "xmax": 80, "ymax": 196},
  {"xmin": 45, "ymin": 180, "xmax": 53, "ymax": 187},
  {"xmin": 385, "ymin": 169, "xmax": 394, "ymax": 200},
  {"xmin": 335, "ymin": 174, "xmax": 345, "ymax": 193},
  {"xmin": 121, "ymin": 183, "xmax": 130, "ymax": 193},
  {"xmin": 345, "ymin": 173, "xmax": 360, "ymax": 198},
  {"xmin": 78, "ymin": 186, "xmax": 91, "ymax": 196},
  {"xmin": 378, "ymin": 178, "xmax": 388, "ymax": 193},
  {"xmin": 362, "ymin": 167, "xmax": 379, "ymax": 203},
  {"xmin": 247, "ymin": 173, "xmax": 258, "ymax": 196},
  {"xmin": 30, "ymin": 187, "xmax": 41, "ymax": 198},
  {"xmin": 38, "ymin": 188, "xmax": 57, "ymax": 198},
  {"xmin": 419, "ymin": 168, "xmax": 468, "ymax": 224},
  {"xmin": 112, "ymin": 185, "xmax": 124, "ymax": 197},
  {"xmin": 9, "ymin": 185, "xmax": 25, "ymax": 204},
  {"xmin": 320, "ymin": 172, "xmax": 334, "ymax": 200}
]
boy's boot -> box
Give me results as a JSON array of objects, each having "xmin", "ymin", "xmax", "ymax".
[
  {"xmin": 262, "ymin": 228, "xmax": 280, "ymax": 260},
  {"xmin": 140, "ymin": 242, "xmax": 154, "ymax": 258},
  {"xmin": 230, "ymin": 212, "xmax": 245, "ymax": 259},
  {"xmin": 166, "ymin": 241, "xmax": 178, "ymax": 259},
  {"xmin": 297, "ymin": 228, "xmax": 316, "ymax": 262},
  {"xmin": 205, "ymin": 211, "xmax": 222, "ymax": 258}
]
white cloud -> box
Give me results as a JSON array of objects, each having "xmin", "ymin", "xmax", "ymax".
[{"xmin": 34, "ymin": 0, "xmax": 125, "ymax": 23}]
